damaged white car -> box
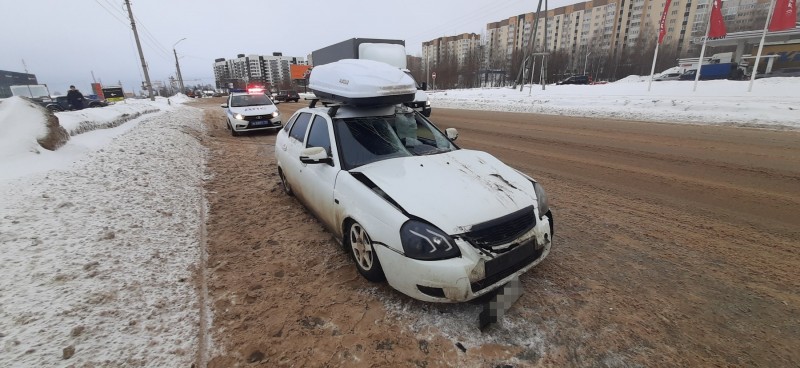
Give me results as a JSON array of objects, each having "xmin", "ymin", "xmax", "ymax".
[{"xmin": 274, "ymin": 59, "xmax": 553, "ymax": 302}]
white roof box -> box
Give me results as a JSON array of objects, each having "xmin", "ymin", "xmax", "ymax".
[{"xmin": 309, "ymin": 59, "xmax": 416, "ymax": 106}]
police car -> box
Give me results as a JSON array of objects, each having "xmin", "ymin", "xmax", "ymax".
[{"xmin": 220, "ymin": 89, "xmax": 282, "ymax": 136}]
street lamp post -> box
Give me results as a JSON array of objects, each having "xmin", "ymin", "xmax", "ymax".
[
  {"xmin": 173, "ymin": 38, "xmax": 186, "ymax": 94},
  {"xmin": 584, "ymin": 51, "xmax": 592, "ymax": 76}
]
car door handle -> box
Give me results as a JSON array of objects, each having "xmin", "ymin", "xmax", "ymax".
[{"xmin": 281, "ymin": 144, "xmax": 287, "ymax": 151}]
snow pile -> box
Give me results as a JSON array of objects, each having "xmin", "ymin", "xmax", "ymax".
[
  {"xmin": 0, "ymin": 106, "xmax": 207, "ymax": 367},
  {"xmin": 0, "ymin": 97, "xmax": 50, "ymax": 158},
  {"xmin": 0, "ymin": 97, "xmax": 186, "ymax": 181},
  {"xmin": 428, "ymin": 77, "xmax": 800, "ymax": 129}
]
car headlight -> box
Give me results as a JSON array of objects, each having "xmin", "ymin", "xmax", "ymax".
[
  {"xmin": 425, "ymin": 100, "xmax": 431, "ymax": 106},
  {"xmin": 272, "ymin": 111, "xmax": 280, "ymax": 118},
  {"xmin": 532, "ymin": 181, "xmax": 549, "ymax": 216},
  {"xmin": 400, "ymin": 220, "xmax": 460, "ymax": 260},
  {"xmin": 234, "ymin": 113, "xmax": 244, "ymax": 120}
]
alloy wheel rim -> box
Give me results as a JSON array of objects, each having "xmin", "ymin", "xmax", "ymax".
[{"xmin": 350, "ymin": 224, "xmax": 373, "ymax": 270}]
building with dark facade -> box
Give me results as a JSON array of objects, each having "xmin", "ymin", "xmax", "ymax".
[{"xmin": 1, "ymin": 70, "xmax": 38, "ymax": 98}]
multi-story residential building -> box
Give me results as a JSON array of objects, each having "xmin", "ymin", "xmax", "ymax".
[
  {"xmin": 422, "ymin": 33, "xmax": 482, "ymax": 71},
  {"xmin": 483, "ymin": 0, "xmax": 777, "ymax": 80},
  {"xmin": 213, "ymin": 53, "xmax": 306, "ymax": 90}
]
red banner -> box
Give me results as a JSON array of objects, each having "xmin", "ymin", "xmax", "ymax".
[
  {"xmin": 91, "ymin": 83, "xmax": 104, "ymax": 100},
  {"xmin": 769, "ymin": 0, "xmax": 797, "ymax": 32},
  {"xmin": 658, "ymin": 0, "xmax": 672, "ymax": 44},
  {"xmin": 708, "ymin": 0, "xmax": 727, "ymax": 38}
]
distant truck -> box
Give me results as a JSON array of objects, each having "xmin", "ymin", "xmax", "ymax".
[
  {"xmin": 679, "ymin": 62, "xmax": 743, "ymax": 81},
  {"xmin": 312, "ymin": 38, "xmax": 431, "ymax": 116},
  {"xmin": 10, "ymin": 84, "xmax": 54, "ymax": 107}
]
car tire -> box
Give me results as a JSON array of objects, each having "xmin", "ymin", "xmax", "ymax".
[
  {"xmin": 346, "ymin": 221, "xmax": 385, "ymax": 282},
  {"xmin": 228, "ymin": 121, "xmax": 239, "ymax": 136},
  {"xmin": 278, "ymin": 168, "xmax": 293, "ymax": 196}
]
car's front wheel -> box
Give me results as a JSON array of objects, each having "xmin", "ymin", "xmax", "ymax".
[
  {"xmin": 227, "ymin": 120, "xmax": 239, "ymax": 136},
  {"xmin": 347, "ymin": 221, "xmax": 385, "ymax": 282}
]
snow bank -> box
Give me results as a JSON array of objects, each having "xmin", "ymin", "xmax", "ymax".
[
  {"xmin": 0, "ymin": 96, "xmax": 188, "ymax": 181},
  {"xmin": 0, "ymin": 97, "xmax": 50, "ymax": 158},
  {"xmin": 0, "ymin": 106, "xmax": 207, "ymax": 367},
  {"xmin": 429, "ymin": 77, "xmax": 800, "ymax": 129}
]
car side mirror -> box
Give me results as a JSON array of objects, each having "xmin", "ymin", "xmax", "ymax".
[
  {"xmin": 420, "ymin": 82, "xmax": 428, "ymax": 91},
  {"xmin": 220, "ymin": 103, "xmax": 228, "ymax": 108},
  {"xmin": 300, "ymin": 147, "xmax": 332, "ymax": 165},
  {"xmin": 446, "ymin": 128, "xmax": 459, "ymax": 141}
]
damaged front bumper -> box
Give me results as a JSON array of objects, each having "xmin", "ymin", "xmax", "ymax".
[{"xmin": 376, "ymin": 213, "xmax": 552, "ymax": 302}]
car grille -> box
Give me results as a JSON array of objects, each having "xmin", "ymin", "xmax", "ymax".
[
  {"xmin": 460, "ymin": 206, "xmax": 535, "ymax": 248},
  {"xmin": 242, "ymin": 115, "xmax": 273, "ymax": 122}
]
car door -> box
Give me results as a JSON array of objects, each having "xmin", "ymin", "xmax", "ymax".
[
  {"xmin": 296, "ymin": 114, "xmax": 340, "ymax": 230},
  {"xmin": 281, "ymin": 112, "xmax": 313, "ymax": 198}
]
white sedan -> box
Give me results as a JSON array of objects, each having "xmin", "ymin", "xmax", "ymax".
[
  {"xmin": 274, "ymin": 104, "xmax": 553, "ymax": 302},
  {"xmin": 220, "ymin": 92, "xmax": 282, "ymax": 136}
]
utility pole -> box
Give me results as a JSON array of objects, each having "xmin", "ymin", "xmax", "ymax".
[
  {"xmin": 124, "ymin": 0, "xmax": 154, "ymax": 101},
  {"xmin": 173, "ymin": 38, "xmax": 186, "ymax": 94},
  {"xmin": 517, "ymin": 0, "xmax": 544, "ymax": 91}
]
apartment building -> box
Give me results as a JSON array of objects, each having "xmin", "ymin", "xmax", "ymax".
[
  {"xmin": 213, "ymin": 53, "xmax": 306, "ymax": 90},
  {"xmin": 422, "ymin": 33, "xmax": 482, "ymax": 71},
  {"xmin": 484, "ymin": 0, "xmax": 775, "ymax": 76}
]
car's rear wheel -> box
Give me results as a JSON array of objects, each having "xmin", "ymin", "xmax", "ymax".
[
  {"xmin": 347, "ymin": 221, "xmax": 385, "ymax": 282},
  {"xmin": 278, "ymin": 168, "xmax": 293, "ymax": 196}
]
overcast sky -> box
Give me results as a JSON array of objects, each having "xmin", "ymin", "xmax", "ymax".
[{"xmin": 2, "ymin": 0, "xmax": 573, "ymax": 95}]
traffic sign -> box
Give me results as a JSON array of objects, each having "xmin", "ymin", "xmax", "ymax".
[{"xmin": 432, "ymin": 72, "xmax": 437, "ymax": 79}]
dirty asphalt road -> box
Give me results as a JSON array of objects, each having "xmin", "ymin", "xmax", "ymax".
[{"xmin": 190, "ymin": 97, "xmax": 799, "ymax": 367}]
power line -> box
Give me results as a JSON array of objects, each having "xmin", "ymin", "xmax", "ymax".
[
  {"xmin": 133, "ymin": 14, "xmax": 171, "ymax": 56},
  {"xmin": 93, "ymin": 0, "xmax": 129, "ymax": 26}
]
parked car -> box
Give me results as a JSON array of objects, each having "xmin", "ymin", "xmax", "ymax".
[
  {"xmin": 47, "ymin": 96, "xmax": 108, "ymax": 111},
  {"xmin": 274, "ymin": 90, "xmax": 300, "ymax": 102},
  {"xmin": 653, "ymin": 72, "xmax": 682, "ymax": 81},
  {"xmin": 275, "ymin": 103, "xmax": 553, "ymax": 303},
  {"xmin": 220, "ymin": 92, "xmax": 282, "ymax": 136},
  {"xmin": 556, "ymin": 75, "xmax": 590, "ymax": 85}
]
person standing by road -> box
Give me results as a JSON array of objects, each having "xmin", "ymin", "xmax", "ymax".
[{"xmin": 66, "ymin": 85, "xmax": 84, "ymax": 110}]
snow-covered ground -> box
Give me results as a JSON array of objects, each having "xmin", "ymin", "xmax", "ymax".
[
  {"xmin": 429, "ymin": 77, "xmax": 800, "ymax": 130},
  {"xmin": 0, "ymin": 77, "xmax": 797, "ymax": 365},
  {"xmin": 0, "ymin": 95, "xmax": 207, "ymax": 366}
]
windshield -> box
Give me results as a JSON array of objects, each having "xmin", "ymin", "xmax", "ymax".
[
  {"xmin": 403, "ymin": 71, "xmax": 422, "ymax": 89},
  {"xmin": 230, "ymin": 94, "xmax": 273, "ymax": 107},
  {"xmin": 10, "ymin": 85, "xmax": 49, "ymax": 98},
  {"xmin": 334, "ymin": 109, "xmax": 457, "ymax": 169}
]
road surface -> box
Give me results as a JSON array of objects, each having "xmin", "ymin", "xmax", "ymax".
[{"xmin": 191, "ymin": 98, "xmax": 800, "ymax": 367}]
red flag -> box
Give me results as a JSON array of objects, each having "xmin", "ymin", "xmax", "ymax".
[
  {"xmin": 708, "ymin": 0, "xmax": 727, "ymax": 38},
  {"xmin": 769, "ymin": 0, "xmax": 797, "ymax": 32},
  {"xmin": 658, "ymin": 0, "xmax": 673, "ymax": 44}
]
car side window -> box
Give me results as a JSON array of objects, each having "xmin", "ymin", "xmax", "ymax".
[
  {"xmin": 289, "ymin": 113, "xmax": 312, "ymax": 142},
  {"xmin": 306, "ymin": 115, "xmax": 332, "ymax": 155},
  {"xmin": 283, "ymin": 113, "xmax": 299, "ymax": 132}
]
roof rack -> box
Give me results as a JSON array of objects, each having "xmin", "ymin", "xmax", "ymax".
[{"xmin": 307, "ymin": 97, "xmax": 345, "ymax": 115}]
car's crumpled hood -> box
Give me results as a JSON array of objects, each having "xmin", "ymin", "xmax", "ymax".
[
  {"xmin": 229, "ymin": 105, "xmax": 278, "ymax": 116},
  {"xmin": 351, "ymin": 149, "xmax": 537, "ymax": 234}
]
